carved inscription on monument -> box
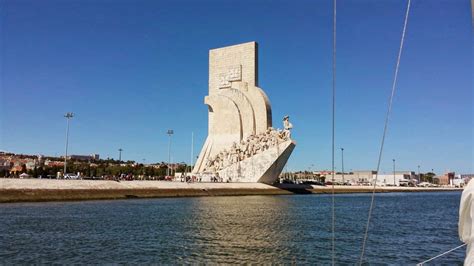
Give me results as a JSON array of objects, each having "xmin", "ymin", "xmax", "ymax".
[{"xmin": 218, "ymin": 65, "xmax": 242, "ymax": 88}]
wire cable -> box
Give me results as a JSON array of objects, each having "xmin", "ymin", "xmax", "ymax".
[
  {"xmin": 416, "ymin": 243, "xmax": 467, "ymax": 265},
  {"xmin": 359, "ymin": 0, "xmax": 412, "ymax": 264},
  {"xmin": 331, "ymin": 0, "xmax": 337, "ymax": 265}
]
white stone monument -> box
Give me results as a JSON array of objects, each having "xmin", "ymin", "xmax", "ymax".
[{"xmin": 193, "ymin": 42, "xmax": 296, "ymax": 184}]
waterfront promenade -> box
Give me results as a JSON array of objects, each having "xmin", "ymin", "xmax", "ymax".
[{"xmin": 0, "ymin": 179, "xmax": 463, "ymax": 203}]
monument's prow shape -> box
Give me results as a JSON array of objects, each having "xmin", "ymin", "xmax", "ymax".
[{"xmin": 193, "ymin": 42, "xmax": 295, "ymax": 184}]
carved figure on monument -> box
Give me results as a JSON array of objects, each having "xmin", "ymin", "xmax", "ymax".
[
  {"xmin": 244, "ymin": 139, "xmax": 252, "ymax": 158},
  {"xmin": 229, "ymin": 143, "xmax": 238, "ymax": 164},
  {"xmin": 193, "ymin": 42, "xmax": 296, "ymax": 184},
  {"xmin": 222, "ymin": 150, "xmax": 229, "ymax": 167},
  {"xmin": 282, "ymin": 115, "xmax": 293, "ymax": 140},
  {"xmin": 240, "ymin": 140, "xmax": 249, "ymax": 159}
]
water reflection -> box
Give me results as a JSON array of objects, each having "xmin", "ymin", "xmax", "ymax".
[{"xmin": 182, "ymin": 196, "xmax": 295, "ymax": 263}]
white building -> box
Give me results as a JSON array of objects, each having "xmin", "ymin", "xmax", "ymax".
[
  {"xmin": 326, "ymin": 171, "xmax": 376, "ymax": 185},
  {"xmin": 324, "ymin": 170, "xmax": 416, "ymax": 186},
  {"xmin": 373, "ymin": 171, "xmax": 416, "ymax": 186},
  {"xmin": 453, "ymin": 174, "xmax": 467, "ymax": 187}
]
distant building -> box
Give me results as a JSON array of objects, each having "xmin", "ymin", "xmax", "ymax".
[
  {"xmin": 0, "ymin": 159, "xmax": 10, "ymax": 171},
  {"xmin": 322, "ymin": 170, "xmax": 417, "ymax": 186},
  {"xmin": 461, "ymin": 174, "xmax": 474, "ymax": 184},
  {"xmin": 37, "ymin": 155, "xmax": 45, "ymax": 165},
  {"xmin": 323, "ymin": 170, "xmax": 376, "ymax": 185},
  {"xmin": 452, "ymin": 177, "xmax": 465, "ymax": 187},
  {"xmin": 433, "ymin": 172, "xmax": 455, "ymax": 186},
  {"xmin": 314, "ymin": 170, "xmax": 333, "ymax": 176},
  {"xmin": 67, "ymin": 154, "xmax": 100, "ymax": 161},
  {"xmin": 374, "ymin": 171, "xmax": 416, "ymax": 186},
  {"xmin": 433, "ymin": 175, "xmax": 448, "ymax": 185},
  {"xmin": 25, "ymin": 160, "xmax": 38, "ymax": 170},
  {"xmin": 453, "ymin": 174, "xmax": 473, "ymax": 187},
  {"xmin": 353, "ymin": 171, "xmax": 377, "ymax": 184},
  {"xmin": 44, "ymin": 159, "xmax": 64, "ymax": 167}
]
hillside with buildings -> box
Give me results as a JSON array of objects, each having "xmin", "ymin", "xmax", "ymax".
[
  {"xmin": 1, "ymin": 151, "xmax": 471, "ymax": 187},
  {"xmin": 0, "ymin": 151, "xmax": 188, "ymax": 180}
]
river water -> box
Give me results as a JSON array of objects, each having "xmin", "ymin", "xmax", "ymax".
[{"xmin": 0, "ymin": 192, "xmax": 465, "ymax": 264}]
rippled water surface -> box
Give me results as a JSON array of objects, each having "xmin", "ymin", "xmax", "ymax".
[{"xmin": 0, "ymin": 192, "xmax": 465, "ymax": 264}]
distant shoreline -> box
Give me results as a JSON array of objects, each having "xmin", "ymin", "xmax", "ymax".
[{"xmin": 0, "ymin": 179, "xmax": 462, "ymax": 203}]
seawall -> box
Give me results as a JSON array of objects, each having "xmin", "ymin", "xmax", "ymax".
[{"xmin": 0, "ymin": 179, "xmax": 462, "ymax": 203}]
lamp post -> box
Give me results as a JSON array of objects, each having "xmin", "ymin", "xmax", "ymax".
[
  {"xmin": 167, "ymin": 129, "xmax": 174, "ymax": 176},
  {"xmin": 63, "ymin": 112, "xmax": 74, "ymax": 177},
  {"xmin": 393, "ymin": 159, "xmax": 396, "ymax": 186},
  {"xmin": 118, "ymin": 148, "xmax": 123, "ymax": 162},
  {"xmin": 418, "ymin": 165, "xmax": 421, "ymax": 183},
  {"xmin": 190, "ymin": 132, "xmax": 194, "ymax": 174},
  {"xmin": 340, "ymin": 148, "xmax": 345, "ymax": 184}
]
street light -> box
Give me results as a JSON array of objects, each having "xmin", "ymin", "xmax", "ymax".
[
  {"xmin": 417, "ymin": 165, "xmax": 421, "ymax": 182},
  {"xmin": 63, "ymin": 112, "xmax": 74, "ymax": 177},
  {"xmin": 167, "ymin": 129, "xmax": 174, "ymax": 177},
  {"xmin": 118, "ymin": 148, "xmax": 123, "ymax": 162},
  {"xmin": 190, "ymin": 132, "xmax": 194, "ymax": 174},
  {"xmin": 341, "ymin": 148, "xmax": 345, "ymax": 184},
  {"xmin": 393, "ymin": 159, "xmax": 396, "ymax": 186}
]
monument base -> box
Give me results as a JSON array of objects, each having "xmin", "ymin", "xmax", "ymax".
[{"xmin": 215, "ymin": 140, "xmax": 296, "ymax": 184}]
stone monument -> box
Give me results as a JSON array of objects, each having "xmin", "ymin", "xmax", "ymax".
[{"xmin": 193, "ymin": 42, "xmax": 296, "ymax": 184}]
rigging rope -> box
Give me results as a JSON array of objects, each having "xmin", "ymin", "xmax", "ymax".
[
  {"xmin": 358, "ymin": 0, "xmax": 412, "ymax": 264},
  {"xmin": 331, "ymin": 0, "xmax": 337, "ymax": 265},
  {"xmin": 416, "ymin": 243, "xmax": 467, "ymax": 265}
]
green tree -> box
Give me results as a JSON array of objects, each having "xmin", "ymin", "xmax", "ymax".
[
  {"xmin": 21, "ymin": 164, "xmax": 27, "ymax": 173},
  {"xmin": 423, "ymin": 172, "xmax": 435, "ymax": 183}
]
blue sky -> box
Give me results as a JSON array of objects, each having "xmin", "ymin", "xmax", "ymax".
[{"xmin": 0, "ymin": 0, "xmax": 472, "ymax": 174}]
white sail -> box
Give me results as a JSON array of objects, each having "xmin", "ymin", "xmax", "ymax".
[{"xmin": 459, "ymin": 180, "xmax": 474, "ymax": 265}]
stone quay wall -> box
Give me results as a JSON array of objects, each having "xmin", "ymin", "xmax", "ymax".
[{"xmin": 0, "ymin": 179, "xmax": 462, "ymax": 203}]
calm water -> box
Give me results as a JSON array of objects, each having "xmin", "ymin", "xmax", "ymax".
[{"xmin": 0, "ymin": 192, "xmax": 465, "ymax": 264}]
